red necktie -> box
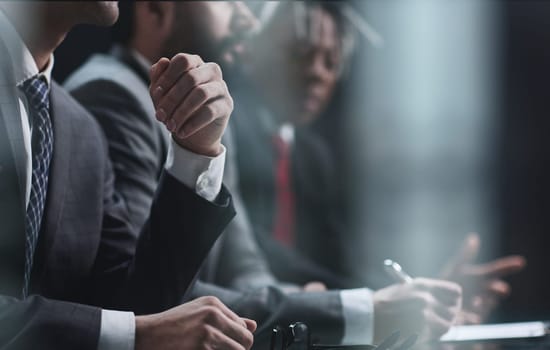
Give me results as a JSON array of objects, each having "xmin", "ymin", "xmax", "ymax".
[{"xmin": 272, "ymin": 134, "xmax": 295, "ymax": 247}]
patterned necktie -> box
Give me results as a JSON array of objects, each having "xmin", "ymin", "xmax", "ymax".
[
  {"xmin": 20, "ymin": 76, "xmax": 53, "ymax": 298},
  {"xmin": 272, "ymin": 134, "xmax": 295, "ymax": 247}
]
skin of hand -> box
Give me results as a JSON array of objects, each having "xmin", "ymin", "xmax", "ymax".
[
  {"xmin": 135, "ymin": 296, "xmax": 256, "ymax": 350},
  {"xmin": 439, "ymin": 232, "xmax": 526, "ymax": 324},
  {"xmin": 373, "ymin": 278, "xmax": 462, "ymax": 344},
  {"xmin": 302, "ymin": 281, "xmax": 327, "ymax": 292},
  {"xmin": 149, "ymin": 54, "xmax": 233, "ymax": 157}
]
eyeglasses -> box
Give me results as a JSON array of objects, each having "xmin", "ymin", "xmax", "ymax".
[{"xmin": 270, "ymin": 322, "xmax": 418, "ymax": 350}]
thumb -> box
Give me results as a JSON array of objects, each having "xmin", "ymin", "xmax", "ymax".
[
  {"xmin": 441, "ymin": 232, "xmax": 480, "ymax": 279},
  {"xmin": 243, "ymin": 318, "xmax": 257, "ymax": 332}
]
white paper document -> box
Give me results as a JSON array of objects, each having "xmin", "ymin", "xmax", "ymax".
[{"xmin": 440, "ymin": 321, "xmax": 547, "ymax": 342}]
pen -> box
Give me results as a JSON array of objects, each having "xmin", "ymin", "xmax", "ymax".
[{"xmin": 383, "ymin": 259, "xmax": 413, "ymax": 283}]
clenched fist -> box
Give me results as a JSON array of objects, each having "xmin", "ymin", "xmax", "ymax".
[{"xmin": 149, "ymin": 53, "xmax": 233, "ymax": 156}]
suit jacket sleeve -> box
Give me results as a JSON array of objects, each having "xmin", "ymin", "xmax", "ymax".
[
  {"xmin": 0, "ymin": 295, "xmax": 101, "ymax": 350},
  {"xmin": 187, "ymin": 281, "xmax": 345, "ymax": 349},
  {"xmin": 206, "ymin": 128, "xmax": 284, "ymax": 291},
  {"xmin": 69, "ymin": 79, "xmax": 167, "ymax": 231},
  {"xmin": 68, "ymin": 80, "xmax": 236, "ymax": 314}
]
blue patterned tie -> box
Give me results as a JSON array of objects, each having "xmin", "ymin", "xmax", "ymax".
[{"xmin": 20, "ymin": 76, "xmax": 53, "ymax": 298}]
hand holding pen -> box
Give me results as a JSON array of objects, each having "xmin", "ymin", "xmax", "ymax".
[{"xmin": 372, "ymin": 259, "xmax": 462, "ymax": 345}]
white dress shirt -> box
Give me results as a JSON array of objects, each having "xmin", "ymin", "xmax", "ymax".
[{"xmin": 0, "ymin": 9, "xmax": 225, "ymax": 350}]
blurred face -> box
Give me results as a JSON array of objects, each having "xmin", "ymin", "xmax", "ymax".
[
  {"xmin": 164, "ymin": 1, "xmax": 256, "ymax": 68},
  {"xmin": 44, "ymin": 1, "xmax": 119, "ymax": 28},
  {"xmin": 252, "ymin": 6, "xmax": 342, "ymax": 125}
]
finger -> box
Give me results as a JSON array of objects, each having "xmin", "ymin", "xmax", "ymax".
[
  {"xmin": 175, "ymin": 97, "xmax": 230, "ymax": 138},
  {"xmin": 206, "ymin": 325, "xmax": 250, "ymax": 350},
  {"xmin": 462, "ymin": 255, "xmax": 526, "ymax": 278},
  {"xmin": 423, "ymin": 309, "xmax": 453, "ymax": 341},
  {"xmin": 431, "ymin": 301, "xmax": 457, "ymax": 322},
  {"xmin": 415, "ymin": 278, "xmax": 462, "ymax": 305},
  {"xmin": 210, "ymin": 314, "xmax": 254, "ymax": 349},
  {"xmin": 156, "ymin": 63, "xmax": 223, "ymax": 122},
  {"xmin": 485, "ymin": 279, "xmax": 510, "ymax": 297},
  {"xmin": 199, "ymin": 296, "xmax": 248, "ymax": 329},
  {"xmin": 151, "ymin": 53, "xmax": 204, "ymax": 103},
  {"xmin": 243, "ymin": 318, "xmax": 257, "ymax": 333},
  {"xmin": 150, "ymin": 57, "xmax": 170, "ymax": 86},
  {"xmin": 425, "ymin": 292, "xmax": 461, "ymax": 322},
  {"xmin": 468, "ymin": 293, "xmax": 498, "ymax": 319},
  {"xmin": 168, "ymin": 81, "xmax": 229, "ymax": 134},
  {"xmin": 456, "ymin": 310, "xmax": 482, "ymax": 325},
  {"xmin": 440, "ymin": 233, "xmax": 480, "ymax": 279}
]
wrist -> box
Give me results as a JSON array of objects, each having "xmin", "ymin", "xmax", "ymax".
[
  {"xmin": 172, "ymin": 135, "xmax": 223, "ymax": 157},
  {"xmin": 135, "ymin": 315, "xmax": 158, "ymax": 350}
]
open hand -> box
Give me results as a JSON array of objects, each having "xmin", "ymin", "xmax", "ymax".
[{"xmin": 440, "ymin": 232, "xmax": 526, "ymax": 324}]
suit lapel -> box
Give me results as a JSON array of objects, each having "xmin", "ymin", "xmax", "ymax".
[
  {"xmin": 0, "ymin": 44, "xmax": 26, "ymax": 293},
  {"xmin": 32, "ymin": 82, "xmax": 72, "ymax": 281},
  {"xmin": 0, "ymin": 71, "xmax": 27, "ymax": 217}
]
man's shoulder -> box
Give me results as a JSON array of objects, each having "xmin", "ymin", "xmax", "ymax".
[
  {"xmin": 50, "ymin": 81, "xmax": 108, "ymax": 142},
  {"xmin": 64, "ymin": 52, "xmax": 154, "ymax": 118},
  {"xmin": 64, "ymin": 53, "xmax": 137, "ymax": 91}
]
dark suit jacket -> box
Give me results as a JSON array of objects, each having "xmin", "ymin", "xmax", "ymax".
[
  {"xmin": 230, "ymin": 81, "xmax": 356, "ymax": 289},
  {"xmin": 0, "ymin": 47, "xmax": 235, "ymax": 350},
  {"xmin": 64, "ymin": 47, "xmax": 351, "ymax": 347}
]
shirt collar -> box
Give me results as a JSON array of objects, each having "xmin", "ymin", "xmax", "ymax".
[
  {"xmin": 0, "ymin": 7, "xmax": 54, "ymax": 88},
  {"xmin": 257, "ymin": 107, "xmax": 295, "ymax": 145},
  {"xmin": 278, "ymin": 123, "xmax": 295, "ymax": 145}
]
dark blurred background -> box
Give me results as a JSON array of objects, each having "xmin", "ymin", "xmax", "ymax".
[{"xmin": 53, "ymin": 0, "xmax": 550, "ymax": 322}]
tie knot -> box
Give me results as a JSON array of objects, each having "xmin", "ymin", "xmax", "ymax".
[{"xmin": 21, "ymin": 76, "xmax": 50, "ymax": 111}]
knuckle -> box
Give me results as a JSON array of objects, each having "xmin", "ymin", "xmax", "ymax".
[
  {"xmin": 201, "ymin": 306, "xmax": 221, "ymax": 324},
  {"xmin": 202, "ymin": 295, "xmax": 221, "ymax": 307},
  {"xmin": 199, "ymin": 325, "xmax": 216, "ymax": 348},
  {"xmin": 186, "ymin": 71, "xmax": 201, "ymax": 88},
  {"xmin": 243, "ymin": 330, "xmax": 254, "ymax": 349},
  {"xmin": 173, "ymin": 52, "xmax": 187, "ymax": 62},
  {"xmin": 193, "ymin": 85, "xmax": 210, "ymax": 102},
  {"xmin": 205, "ymin": 103, "xmax": 217, "ymax": 119},
  {"xmin": 227, "ymin": 94, "xmax": 234, "ymax": 111},
  {"xmin": 210, "ymin": 62, "xmax": 223, "ymax": 78}
]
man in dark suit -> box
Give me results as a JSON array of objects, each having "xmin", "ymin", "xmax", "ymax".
[
  {"xmin": 0, "ymin": 2, "xmax": 256, "ymax": 350},
  {"xmin": 64, "ymin": 2, "xmax": 467, "ymax": 347}
]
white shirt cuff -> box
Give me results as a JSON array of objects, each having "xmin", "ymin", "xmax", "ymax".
[
  {"xmin": 340, "ymin": 288, "xmax": 374, "ymax": 345},
  {"xmin": 98, "ymin": 309, "xmax": 135, "ymax": 350},
  {"xmin": 165, "ymin": 139, "xmax": 226, "ymax": 202}
]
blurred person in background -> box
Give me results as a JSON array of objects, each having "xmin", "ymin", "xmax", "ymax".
[
  {"xmin": 234, "ymin": 1, "xmax": 526, "ymax": 325},
  {"xmin": 64, "ymin": 1, "xmax": 472, "ymax": 346},
  {"xmin": 0, "ymin": 1, "xmax": 257, "ymax": 350}
]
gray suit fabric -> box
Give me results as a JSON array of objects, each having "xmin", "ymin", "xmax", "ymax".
[
  {"xmin": 64, "ymin": 46, "xmax": 349, "ymax": 346},
  {"xmin": 0, "ymin": 35, "xmax": 235, "ymax": 349}
]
